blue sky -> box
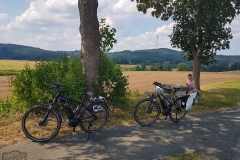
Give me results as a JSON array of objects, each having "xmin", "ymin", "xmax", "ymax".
[{"xmin": 0, "ymin": 0, "xmax": 240, "ymax": 55}]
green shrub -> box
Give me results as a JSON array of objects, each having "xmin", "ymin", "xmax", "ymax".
[
  {"xmin": 98, "ymin": 54, "xmax": 129, "ymax": 106},
  {"xmin": 7, "ymin": 56, "xmax": 86, "ymax": 110}
]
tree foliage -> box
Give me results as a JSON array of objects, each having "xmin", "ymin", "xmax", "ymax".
[
  {"xmin": 99, "ymin": 19, "xmax": 117, "ymax": 53},
  {"xmin": 162, "ymin": 61, "xmax": 172, "ymax": 71},
  {"xmin": 97, "ymin": 18, "xmax": 128, "ymax": 106},
  {"xmin": 131, "ymin": 0, "xmax": 240, "ymax": 89},
  {"xmin": 177, "ymin": 63, "xmax": 189, "ymax": 71}
]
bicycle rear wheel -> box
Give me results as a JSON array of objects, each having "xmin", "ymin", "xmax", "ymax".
[
  {"xmin": 169, "ymin": 99, "xmax": 187, "ymax": 122},
  {"xmin": 79, "ymin": 104, "xmax": 109, "ymax": 133},
  {"xmin": 134, "ymin": 98, "xmax": 160, "ymax": 126},
  {"xmin": 22, "ymin": 104, "xmax": 62, "ymax": 142}
]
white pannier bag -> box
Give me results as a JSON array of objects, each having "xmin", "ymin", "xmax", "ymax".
[{"xmin": 185, "ymin": 92, "xmax": 197, "ymax": 111}]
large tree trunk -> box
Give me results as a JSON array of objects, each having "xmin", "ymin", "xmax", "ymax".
[
  {"xmin": 192, "ymin": 48, "xmax": 201, "ymax": 90},
  {"xmin": 78, "ymin": 0, "xmax": 100, "ymax": 91}
]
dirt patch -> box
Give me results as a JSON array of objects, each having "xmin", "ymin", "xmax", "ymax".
[{"xmin": 0, "ymin": 76, "xmax": 11, "ymax": 99}]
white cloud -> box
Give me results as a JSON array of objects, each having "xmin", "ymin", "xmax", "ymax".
[
  {"xmin": 113, "ymin": 0, "xmax": 137, "ymax": 13},
  {"xmin": 0, "ymin": 13, "xmax": 7, "ymax": 19},
  {"xmin": 3, "ymin": 0, "xmax": 78, "ymax": 32},
  {"xmin": 231, "ymin": 16, "xmax": 240, "ymax": 40},
  {"xmin": 113, "ymin": 23, "xmax": 175, "ymax": 51}
]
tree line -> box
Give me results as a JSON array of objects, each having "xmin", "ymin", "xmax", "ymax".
[{"xmin": 1, "ymin": 43, "xmax": 240, "ymax": 72}]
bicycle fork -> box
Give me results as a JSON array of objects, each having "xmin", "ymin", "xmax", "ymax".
[{"xmin": 39, "ymin": 108, "xmax": 52, "ymax": 126}]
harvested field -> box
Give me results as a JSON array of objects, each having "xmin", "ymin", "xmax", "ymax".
[
  {"xmin": 0, "ymin": 71, "xmax": 240, "ymax": 99},
  {"xmin": 0, "ymin": 76, "xmax": 11, "ymax": 99},
  {"xmin": 123, "ymin": 71, "xmax": 240, "ymax": 92}
]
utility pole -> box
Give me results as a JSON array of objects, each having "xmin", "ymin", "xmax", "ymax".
[{"xmin": 156, "ymin": 34, "xmax": 159, "ymax": 49}]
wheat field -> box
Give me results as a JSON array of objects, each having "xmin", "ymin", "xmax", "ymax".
[
  {"xmin": 123, "ymin": 71, "xmax": 240, "ymax": 92},
  {"xmin": 1, "ymin": 70, "xmax": 240, "ymax": 99}
]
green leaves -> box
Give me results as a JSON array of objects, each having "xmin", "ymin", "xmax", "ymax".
[
  {"xmin": 132, "ymin": 0, "xmax": 240, "ymax": 65},
  {"xmin": 98, "ymin": 19, "xmax": 128, "ymax": 106},
  {"xmin": 99, "ymin": 18, "xmax": 117, "ymax": 54}
]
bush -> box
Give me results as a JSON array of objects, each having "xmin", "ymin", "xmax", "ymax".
[
  {"xmin": 98, "ymin": 54, "xmax": 128, "ymax": 106},
  {"xmin": 8, "ymin": 56, "xmax": 86, "ymax": 110}
]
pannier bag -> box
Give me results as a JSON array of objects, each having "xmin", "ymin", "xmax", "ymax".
[
  {"xmin": 86, "ymin": 96, "xmax": 106, "ymax": 113},
  {"xmin": 180, "ymin": 92, "xmax": 197, "ymax": 111}
]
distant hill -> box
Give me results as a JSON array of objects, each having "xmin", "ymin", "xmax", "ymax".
[
  {"xmin": 1, "ymin": 43, "xmax": 240, "ymax": 71},
  {"xmin": 105, "ymin": 48, "xmax": 187, "ymax": 65},
  {"xmin": 0, "ymin": 43, "xmax": 79, "ymax": 60}
]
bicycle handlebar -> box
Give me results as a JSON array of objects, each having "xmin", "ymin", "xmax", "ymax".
[{"xmin": 153, "ymin": 81, "xmax": 164, "ymax": 87}]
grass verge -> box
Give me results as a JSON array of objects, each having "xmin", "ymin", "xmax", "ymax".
[
  {"xmin": 158, "ymin": 153, "xmax": 207, "ymax": 160},
  {"xmin": 190, "ymin": 79, "xmax": 240, "ymax": 114}
]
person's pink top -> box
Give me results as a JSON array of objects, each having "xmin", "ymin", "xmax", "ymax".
[{"xmin": 187, "ymin": 80, "xmax": 196, "ymax": 92}]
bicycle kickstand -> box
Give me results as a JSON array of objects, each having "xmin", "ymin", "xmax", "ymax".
[
  {"xmin": 164, "ymin": 115, "xmax": 168, "ymax": 120},
  {"xmin": 87, "ymin": 123, "xmax": 92, "ymax": 140},
  {"xmin": 72, "ymin": 127, "xmax": 77, "ymax": 136}
]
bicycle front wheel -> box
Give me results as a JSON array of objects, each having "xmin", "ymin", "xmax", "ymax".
[
  {"xmin": 134, "ymin": 98, "xmax": 161, "ymax": 126},
  {"xmin": 169, "ymin": 99, "xmax": 187, "ymax": 122},
  {"xmin": 79, "ymin": 104, "xmax": 109, "ymax": 133},
  {"xmin": 22, "ymin": 104, "xmax": 62, "ymax": 142}
]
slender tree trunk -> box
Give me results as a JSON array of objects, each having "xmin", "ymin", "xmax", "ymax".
[
  {"xmin": 78, "ymin": 0, "xmax": 100, "ymax": 91},
  {"xmin": 192, "ymin": 48, "xmax": 201, "ymax": 90}
]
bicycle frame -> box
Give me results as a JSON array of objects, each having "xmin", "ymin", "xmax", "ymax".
[{"xmin": 41, "ymin": 86, "xmax": 87, "ymax": 127}]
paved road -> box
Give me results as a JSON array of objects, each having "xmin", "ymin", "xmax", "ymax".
[{"xmin": 1, "ymin": 107, "xmax": 240, "ymax": 160}]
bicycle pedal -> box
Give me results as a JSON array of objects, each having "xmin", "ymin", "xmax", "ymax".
[{"xmin": 72, "ymin": 132, "xmax": 77, "ymax": 136}]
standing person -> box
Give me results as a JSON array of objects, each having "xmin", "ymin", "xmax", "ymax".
[{"xmin": 186, "ymin": 73, "xmax": 196, "ymax": 93}]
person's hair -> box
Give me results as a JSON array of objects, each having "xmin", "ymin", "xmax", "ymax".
[{"xmin": 188, "ymin": 73, "xmax": 192, "ymax": 77}]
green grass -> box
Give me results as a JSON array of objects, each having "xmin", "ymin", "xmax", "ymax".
[
  {"xmin": 158, "ymin": 153, "xmax": 207, "ymax": 160},
  {"xmin": 190, "ymin": 80, "xmax": 240, "ymax": 114}
]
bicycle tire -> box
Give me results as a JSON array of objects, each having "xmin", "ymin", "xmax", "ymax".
[
  {"xmin": 22, "ymin": 104, "xmax": 62, "ymax": 142},
  {"xmin": 79, "ymin": 103, "xmax": 109, "ymax": 133},
  {"xmin": 134, "ymin": 98, "xmax": 161, "ymax": 126},
  {"xmin": 169, "ymin": 99, "xmax": 187, "ymax": 122}
]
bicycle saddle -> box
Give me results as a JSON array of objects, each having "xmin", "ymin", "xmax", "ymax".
[
  {"xmin": 52, "ymin": 83, "xmax": 64, "ymax": 89},
  {"xmin": 81, "ymin": 92, "xmax": 96, "ymax": 98}
]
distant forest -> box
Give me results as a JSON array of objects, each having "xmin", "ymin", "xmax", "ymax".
[
  {"xmin": 1, "ymin": 43, "xmax": 240, "ymax": 72},
  {"xmin": 0, "ymin": 43, "xmax": 79, "ymax": 61}
]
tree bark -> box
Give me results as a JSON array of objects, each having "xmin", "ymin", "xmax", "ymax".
[
  {"xmin": 78, "ymin": 0, "xmax": 100, "ymax": 91},
  {"xmin": 192, "ymin": 46, "xmax": 201, "ymax": 90}
]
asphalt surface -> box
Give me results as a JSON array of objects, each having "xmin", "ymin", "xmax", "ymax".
[{"xmin": 1, "ymin": 107, "xmax": 240, "ymax": 160}]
